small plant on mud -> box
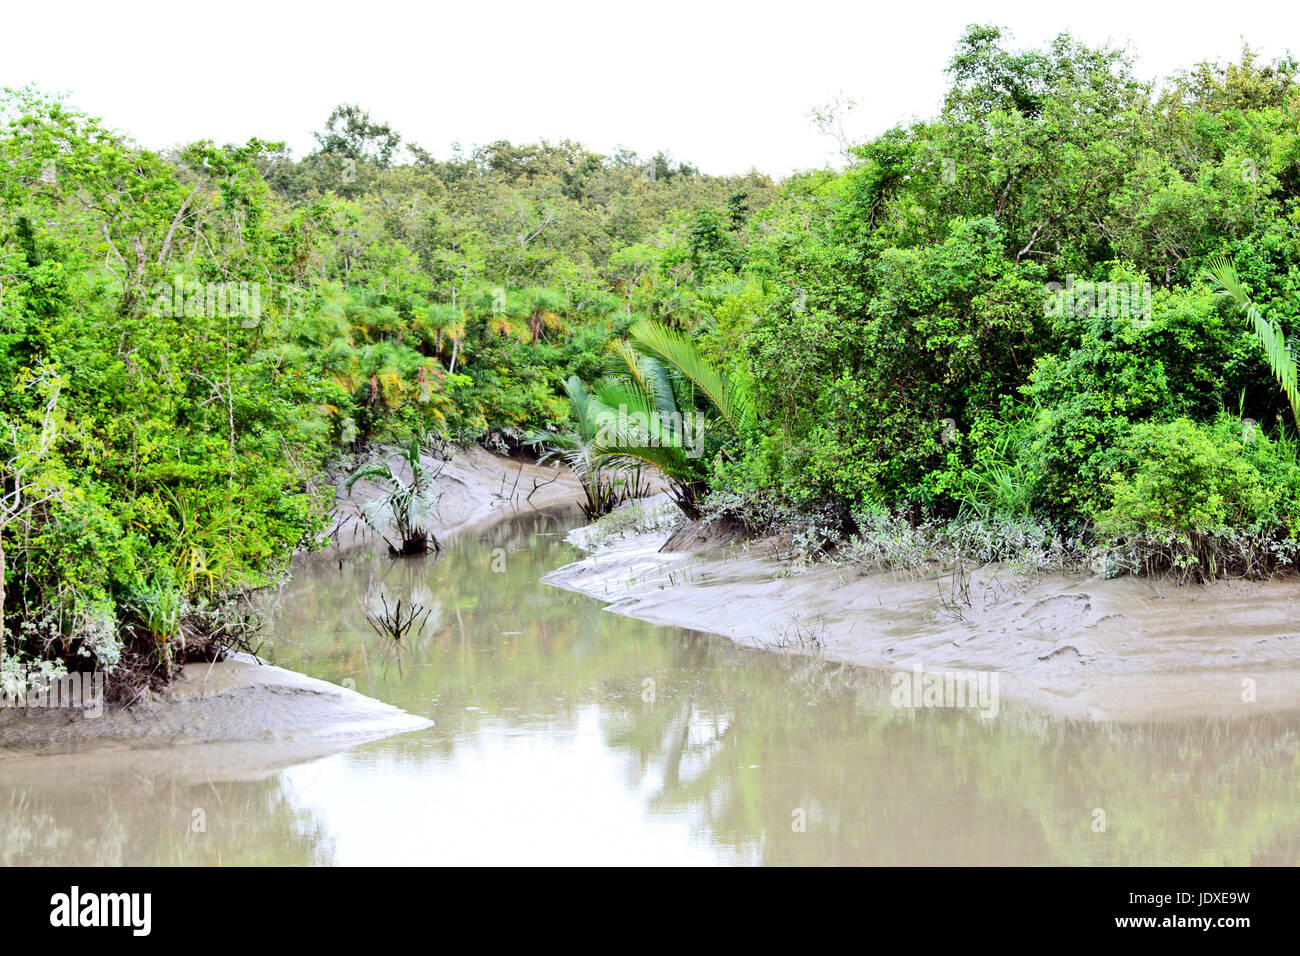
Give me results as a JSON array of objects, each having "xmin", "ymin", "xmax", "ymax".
[
  {"xmin": 759, "ymin": 614, "xmax": 829, "ymax": 652},
  {"xmin": 833, "ymin": 508, "xmax": 1084, "ymax": 578},
  {"xmin": 840, "ymin": 509, "xmax": 942, "ymax": 573},
  {"xmin": 128, "ymin": 583, "xmax": 182, "ymax": 644},
  {"xmin": 527, "ymin": 376, "xmax": 649, "ymax": 519},
  {"xmin": 344, "ymin": 437, "xmax": 445, "ymax": 556},
  {"xmin": 126, "ymin": 581, "xmax": 184, "ymax": 666},
  {"xmin": 361, "ymin": 582, "xmax": 439, "ymax": 673}
]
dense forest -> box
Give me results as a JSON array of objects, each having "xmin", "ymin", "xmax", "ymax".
[{"xmin": 3, "ymin": 24, "xmax": 1300, "ymax": 695}]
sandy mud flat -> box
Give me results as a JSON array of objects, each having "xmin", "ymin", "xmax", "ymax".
[
  {"xmin": 0, "ymin": 652, "xmax": 432, "ymax": 759},
  {"xmin": 545, "ymin": 518, "xmax": 1300, "ymax": 722}
]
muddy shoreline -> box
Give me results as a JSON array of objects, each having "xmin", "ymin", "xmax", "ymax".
[
  {"xmin": 0, "ymin": 447, "xmax": 583, "ymax": 755},
  {"xmin": 12, "ymin": 443, "xmax": 1299, "ymax": 752},
  {"xmin": 545, "ymin": 515, "xmax": 1300, "ymax": 722},
  {"xmin": 326, "ymin": 445, "xmax": 582, "ymax": 555},
  {"xmin": 0, "ymin": 653, "xmax": 432, "ymax": 758}
]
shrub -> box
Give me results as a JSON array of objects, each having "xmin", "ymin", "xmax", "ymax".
[{"xmin": 1097, "ymin": 416, "xmax": 1300, "ymax": 577}]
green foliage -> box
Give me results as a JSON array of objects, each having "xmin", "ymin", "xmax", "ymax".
[
  {"xmin": 6, "ymin": 22, "xmax": 1300, "ymax": 694},
  {"xmin": 1101, "ymin": 416, "xmax": 1300, "ymax": 538},
  {"xmin": 0, "ymin": 87, "xmax": 778, "ymax": 681},
  {"xmin": 936, "ymin": 402, "xmax": 1038, "ymax": 519},
  {"xmin": 344, "ymin": 438, "xmax": 443, "ymax": 553},
  {"xmin": 705, "ymin": 29, "xmax": 1300, "ymax": 578},
  {"xmin": 1094, "ymin": 416, "xmax": 1300, "ymax": 578},
  {"xmin": 627, "ymin": 319, "xmax": 753, "ymax": 432},
  {"xmin": 1204, "ymin": 255, "xmax": 1300, "ymax": 427},
  {"xmin": 584, "ymin": 320, "xmax": 752, "ymax": 516},
  {"xmin": 740, "ymin": 213, "xmax": 1046, "ymax": 509}
]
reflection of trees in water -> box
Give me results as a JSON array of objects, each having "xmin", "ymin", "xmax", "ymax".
[
  {"xmin": 0, "ymin": 771, "xmax": 332, "ymax": 866},
  {"xmin": 263, "ymin": 510, "xmax": 680, "ymax": 731},
  {"xmin": 603, "ymin": 653, "xmax": 1300, "ymax": 865},
  {"xmin": 269, "ymin": 508, "xmax": 1300, "ymax": 865}
]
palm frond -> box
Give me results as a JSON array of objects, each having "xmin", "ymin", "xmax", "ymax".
[
  {"xmin": 587, "ymin": 382, "xmax": 682, "ymax": 450},
  {"xmin": 561, "ymin": 376, "xmax": 599, "ymax": 442},
  {"xmin": 628, "ymin": 320, "xmax": 751, "ymax": 431},
  {"xmin": 590, "ymin": 377, "xmax": 659, "ymax": 426},
  {"xmin": 1205, "ymin": 255, "xmax": 1300, "ymax": 427},
  {"xmin": 590, "ymin": 443, "xmax": 692, "ymax": 482},
  {"xmin": 344, "ymin": 462, "xmax": 397, "ymax": 494},
  {"xmin": 607, "ymin": 341, "xmax": 678, "ymax": 422}
]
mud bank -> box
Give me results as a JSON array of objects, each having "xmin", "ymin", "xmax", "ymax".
[
  {"xmin": 0, "ymin": 652, "xmax": 432, "ymax": 757},
  {"xmin": 1, "ymin": 449, "xmax": 578, "ymax": 754},
  {"xmin": 544, "ymin": 520, "xmax": 1300, "ymax": 722},
  {"xmin": 327, "ymin": 445, "xmax": 583, "ymax": 554}
]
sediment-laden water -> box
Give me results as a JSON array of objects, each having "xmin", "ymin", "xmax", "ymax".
[{"xmin": 3, "ymin": 508, "xmax": 1299, "ymax": 865}]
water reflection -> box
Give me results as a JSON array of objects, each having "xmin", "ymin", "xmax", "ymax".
[
  {"xmin": 263, "ymin": 510, "xmax": 1300, "ymax": 866},
  {"xmin": 0, "ymin": 751, "xmax": 333, "ymax": 866},
  {"xmin": 3, "ymin": 508, "xmax": 1299, "ymax": 865}
]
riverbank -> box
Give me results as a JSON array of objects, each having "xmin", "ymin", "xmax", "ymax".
[
  {"xmin": 545, "ymin": 508, "xmax": 1300, "ymax": 722},
  {"xmin": 326, "ymin": 445, "xmax": 584, "ymax": 555},
  {"xmin": 0, "ymin": 652, "xmax": 432, "ymax": 757},
  {"xmin": 0, "ymin": 447, "xmax": 585, "ymax": 754}
]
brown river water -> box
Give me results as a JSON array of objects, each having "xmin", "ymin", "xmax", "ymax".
[{"xmin": 3, "ymin": 508, "xmax": 1299, "ymax": 865}]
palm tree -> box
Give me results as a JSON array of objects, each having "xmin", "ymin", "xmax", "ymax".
[
  {"xmin": 344, "ymin": 437, "xmax": 443, "ymax": 555},
  {"xmin": 521, "ymin": 286, "xmax": 568, "ymax": 344},
  {"xmin": 626, "ymin": 319, "xmax": 752, "ymax": 431},
  {"xmin": 526, "ymin": 377, "xmax": 647, "ymax": 518},
  {"xmin": 413, "ymin": 301, "xmax": 466, "ymax": 373},
  {"xmin": 1204, "ymin": 256, "xmax": 1300, "ymax": 428},
  {"xmin": 586, "ymin": 320, "xmax": 754, "ymax": 518}
]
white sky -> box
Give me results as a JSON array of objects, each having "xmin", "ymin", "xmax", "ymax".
[{"xmin": 4, "ymin": 1, "xmax": 1298, "ymax": 177}]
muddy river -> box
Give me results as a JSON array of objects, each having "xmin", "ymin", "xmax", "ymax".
[{"xmin": 3, "ymin": 509, "xmax": 1299, "ymax": 865}]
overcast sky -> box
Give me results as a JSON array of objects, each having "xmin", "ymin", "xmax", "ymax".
[{"xmin": 5, "ymin": 1, "xmax": 1299, "ymax": 177}]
